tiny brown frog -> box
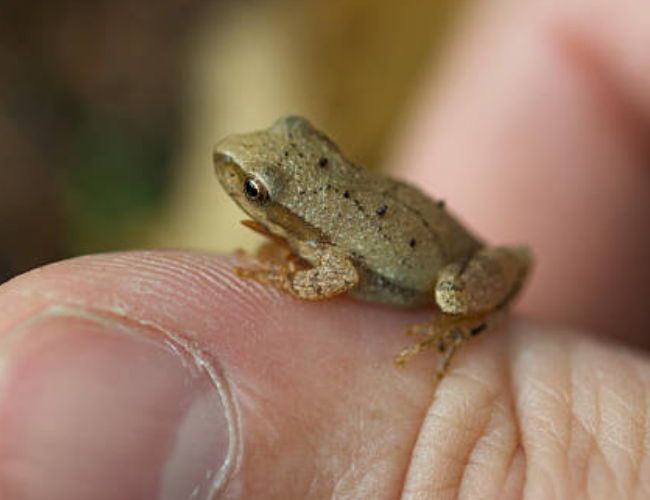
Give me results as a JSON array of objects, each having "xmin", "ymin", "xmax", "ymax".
[{"xmin": 214, "ymin": 116, "xmax": 531, "ymax": 380}]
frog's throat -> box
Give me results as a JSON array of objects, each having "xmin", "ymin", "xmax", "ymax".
[{"xmin": 263, "ymin": 202, "xmax": 328, "ymax": 246}]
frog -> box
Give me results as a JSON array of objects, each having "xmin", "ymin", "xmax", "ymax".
[{"xmin": 213, "ymin": 116, "xmax": 532, "ymax": 380}]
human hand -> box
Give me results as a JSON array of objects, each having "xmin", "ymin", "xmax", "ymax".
[{"xmin": 1, "ymin": 1, "xmax": 648, "ymax": 499}]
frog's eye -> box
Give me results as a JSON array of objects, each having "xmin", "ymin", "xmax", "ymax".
[{"xmin": 243, "ymin": 176, "xmax": 270, "ymax": 205}]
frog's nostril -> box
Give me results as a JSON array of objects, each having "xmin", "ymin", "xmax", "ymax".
[
  {"xmin": 213, "ymin": 151, "xmax": 234, "ymax": 171},
  {"xmin": 213, "ymin": 150, "xmax": 230, "ymax": 163}
]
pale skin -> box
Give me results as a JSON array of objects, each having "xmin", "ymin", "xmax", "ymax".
[
  {"xmin": 214, "ymin": 116, "xmax": 531, "ymax": 379},
  {"xmin": 0, "ymin": 0, "xmax": 648, "ymax": 498}
]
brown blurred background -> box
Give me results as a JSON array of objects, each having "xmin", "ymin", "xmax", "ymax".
[{"xmin": 0, "ymin": 0, "xmax": 462, "ymax": 283}]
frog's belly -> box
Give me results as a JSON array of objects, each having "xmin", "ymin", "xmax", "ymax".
[{"xmin": 349, "ymin": 265, "xmax": 436, "ymax": 308}]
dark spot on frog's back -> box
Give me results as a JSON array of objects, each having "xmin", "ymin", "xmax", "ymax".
[
  {"xmin": 437, "ymin": 199, "xmax": 445, "ymax": 208},
  {"xmin": 375, "ymin": 205, "xmax": 388, "ymax": 217},
  {"xmin": 350, "ymin": 250, "xmax": 365, "ymax": 262},
  {"xmin": 343, "ymin": 190, "xmax": 350, "ymax": 199},
  {"xmin": 318, "ymin": 157, "xmax": 328, "ymax": 167},
  {"xmin": 409, "ymin": 238, "xmax": 417, "ymax": 248}
]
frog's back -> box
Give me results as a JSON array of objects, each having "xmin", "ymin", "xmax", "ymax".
[{"xmin": 296, "ymin": 161, "xmax": 483, "ymax": 307}]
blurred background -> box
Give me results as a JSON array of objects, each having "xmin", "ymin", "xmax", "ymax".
[{"xmin": 0, "ymin": 0, "xmax": 463, "ymax": 283}]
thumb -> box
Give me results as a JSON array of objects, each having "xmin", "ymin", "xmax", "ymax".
[{"xmin": 0, "ymin": 251, "xmax": 432, "ymax": 499}]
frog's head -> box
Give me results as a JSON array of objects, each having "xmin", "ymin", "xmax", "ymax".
[{"xmin": 213, "ymin": 116, "xmax": 336, "ymax": 240}]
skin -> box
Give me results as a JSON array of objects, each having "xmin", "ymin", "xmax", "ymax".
[
  {"xmin": 0, "ymin": 1, "xmax": 648, "ymax": 498},
  {"xmin": 213, "ymin": 117, "xmax": 532, "ymax": 378}
]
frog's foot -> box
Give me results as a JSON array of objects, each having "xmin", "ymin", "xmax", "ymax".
[
  {"xmin": 233, "ymin": 239, "xmax": 304, "ymax": 272},
  {"xmin": 394, "ymin": 313, "xmax": 492, "ymax": 381},
  {"xmin": 235, "ymin": 261, "xmax": 294, "ymax": 290},
  {"xmin": 256, "ymin": 241, "xmax": 304, "ymax": 268},
  {"xmin": 235, "ymin": 246, "xmax": 359, "ymax": 301},
  {"xmin": 234, "ymin": 243, "xmax": 306, "ymax": 289}
]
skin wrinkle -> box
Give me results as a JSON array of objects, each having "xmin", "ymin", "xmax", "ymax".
[
  {"xmin": 500, "ymin": 444, "xmax": 525, "ymax": 500},
  {"xmin": 615, "ymin": 378, "xmax": 644, "ymax": 495},
  {"xmin": 575, "ymin": 420, "xmax": 598, "ymax": 499},
  {"xmin": 312, "ymin": 403, "xmax": 362, "ymax": 497},
  {"xmin": 599, "ymin": 375, "xmax": 648, "ymax": 498},
  {"xmin": 114, "ymin": 253, "xmax": 251, "ymax": 300},
  {"xmin": 91, "ymin": 252, "xmax": 256, "ymax": 300},
  {"xmin": 118, "ymin": 252, "xmax": 284, "ymax": 334},
  {"xmin": 558, "ymin": 357, "xmax": 577, "ymax": 484},
  {"xmin": 357, "ymin": 409, "xmax": 411, "ymax": 497},
  {"xmin": 591, "ymin": 369, "xmax": 620, "ymax": 499},
  {"xmin": 565, "ymin": 332, "xmax": 581, "ymax": 497},
  {"xmin": 600, "ymin": 386, "xmax": 643, "ymax": 473},
  {"xmin": 502, "ymin": 326, "xmax": 527, "ymax": 498},
  {"xmin": 500, "ymin": 344, "xmax": 526, "ymax": 499},
  {"xmin": 581, "ymin": 374, "xmax": 603, "ymax": 499},
  {"xmin": 574, "ymin": 344, "xmax": 619, "ymax": 499},
  {"xmin": 395, "ymin": 393, "xmax": 431, "ymax": 500},
  {"xmin": 637, "ymin": 381, "xmax": 650, "ymax": 496},
  {"xmin": 400, "ymin": 413, "xmax": 450, "ymax": 500},
  {"xmin": 561, "ymin": 342, "xmax": 574, "ymax": 450},
  {"xmin": 346, "ymin": 405, "xmax": 370, "ymax": 491},
  {"xmin": 331, "ymin": 456, "xmax": 396, "ymax": 500},
  {"xmin": 556, "ymin": 333, "xmax": 574, "ymax": 499},
  {"xmin": 401, "ymin": 372, "xmax": 501, "ymax": 499},
  {"xmin": 535, "ymin": 368, "xmax": 571, "ymax": 488},
  {"xmin": 513, "ymin": 329, "xmax": 572, "ymax": 499},
  {"xmin": 521, "ymin": 382, "xmax": 565, "ymax": 437},
  {"xmin": 331, "ymin": 424, "xmax": 384, "ymax": 497},
  {"xmin": 458, "ymin": 399, "xmax": 514, "ymax": 499},
  {"xmin": 629, "ymin": 394, "xmax": 647, "ymax": 498}
]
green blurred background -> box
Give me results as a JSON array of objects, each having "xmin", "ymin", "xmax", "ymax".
[{"xmin": 0, "ymin": 0, "xmax": 462, "ymax": 283}]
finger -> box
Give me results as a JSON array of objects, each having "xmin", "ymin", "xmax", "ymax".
[
  {"xmin": 388, "ymin": 1, "xmax": 650, "ymax": 346},
  {"xmin": 0, "ymin": 251, "xmax": 433, "ymax": 499},
  {"xmin": 1, "ymin": 252, "xmax": 649, "ymax": 498},
  {"xmin": 401, "ymin": 317, "xmax": 650, "ymax": 499}
]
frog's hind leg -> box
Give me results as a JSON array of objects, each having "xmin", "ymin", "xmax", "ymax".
[
  {"xmin": 395, "ymin": 313, "xmax": 493, "ymax": 381},
  {"xmin": 395, "ymin": 245, "xmax": 531, "ymax": 381},
  {"xmin": 435, "ymin": 246, "xmax": 531, "ymax": 316}
]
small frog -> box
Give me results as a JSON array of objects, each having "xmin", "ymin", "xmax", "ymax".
[{"xmin": 214, "ymin": 116, "xmax": 531, "ymax": 380}]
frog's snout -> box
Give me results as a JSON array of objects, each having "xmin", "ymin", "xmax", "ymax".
[
  {"xmin": 212, "ymin": 148, "xmax": 240, "ymax": 191},
  {"xmin": 212, "ymin": 149, "xmax": 233, "ymax": 172}
]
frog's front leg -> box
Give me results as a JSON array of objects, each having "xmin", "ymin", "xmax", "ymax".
[
  {"xmin": 396, "ymin": 246, "xmax": 531, "ymax": 380},
  {"xmin": 237, "ymin": 244, "xmax": 359, "ymax": 301}
]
